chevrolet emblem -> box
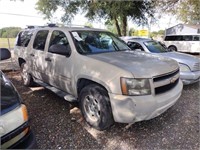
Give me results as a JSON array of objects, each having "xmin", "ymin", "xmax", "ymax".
[{"xmin": 170, "ymin": 77, "xmax": 177, "ymax": 83}]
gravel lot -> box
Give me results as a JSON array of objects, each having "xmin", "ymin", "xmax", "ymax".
[{"xmin": 4, "ymin": 71, "xmax": 200, "ymax": 149}]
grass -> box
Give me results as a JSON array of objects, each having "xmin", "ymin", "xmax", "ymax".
[{"xmin": 0, "ymin": 38, "xmax": 16, "ymax": 49}]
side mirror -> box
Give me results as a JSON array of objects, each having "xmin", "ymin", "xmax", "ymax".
[
  {"xmin": 0, "ymin": 48, "xmax": 11, "ymax": 60},
  {"xmin": 49, "ymin": 44, "xmax": 71, "ymax": 56}
]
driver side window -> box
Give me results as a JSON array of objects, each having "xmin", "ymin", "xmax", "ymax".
[{"xmin": 48, "ymin": 30, "xmax": 71, "ymax": 56}]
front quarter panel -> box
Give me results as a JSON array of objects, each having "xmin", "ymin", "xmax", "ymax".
[{"xmin": 73, "ymin": 54, "xmax": 133, "ymax": 96}]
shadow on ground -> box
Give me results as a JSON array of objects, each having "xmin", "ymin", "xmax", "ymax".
[{"xmin": 5, "ymin": 71, "xmax": 200, "ymax": 149}]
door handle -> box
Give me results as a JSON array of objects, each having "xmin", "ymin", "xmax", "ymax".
[
  {"xmin": 45, "ymin": 57, "xmax": 52, "ymax": 62},
  {"xmin": 30, "ymin": 53, "xmax": 35, "ymax": 57}
]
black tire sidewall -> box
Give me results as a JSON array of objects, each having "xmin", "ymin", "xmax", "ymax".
[
  {"xmin": 79, "ymin": 84, "xmax": 114, "ymax": 130},
  {"xmin": 169, "ymin": 46, "xmax": 177, "ymax": 51}
]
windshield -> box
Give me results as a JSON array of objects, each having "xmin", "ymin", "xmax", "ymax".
[
  {"xmin": 71, "ymin": 31, "xmax": 130, "ymax": 54},
  {"xmin": 0, "ymin": 72, "xmax": 21, "ymax": 115},
  {"xmin": 144, "ymin": 41, "xmax": 168, "ymax": 53}
]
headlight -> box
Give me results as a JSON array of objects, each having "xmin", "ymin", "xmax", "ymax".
[
  {"xmin": 121, "ymin": 78, "xmax": 151, "ymax": 95},
  {"xmin": 179, "ymin": 63, "xmax": 190, "ymax": 72}
]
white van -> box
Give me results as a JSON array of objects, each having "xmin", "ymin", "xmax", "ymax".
[{"xmin": 164, "ymin": 34, "xmax": 200, "ymax": 53}]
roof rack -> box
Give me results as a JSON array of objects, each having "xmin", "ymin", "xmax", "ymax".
[
  {"xmin": 26, "ymin": 23, "xmax": 58, "ymax": 29},
  {"xmin": 65, "ymin": 24, "xmax": 91, "ymax": 28},
  {"xmin": 47, "ymin": 23, "xmax": 58, "ymax": 27},
  {"xmin": 26, "ymin": 25, "xmax": 41, "ymax": 29},
  {"xmin": 26, "ymin": 24, "xmax": 91, "ymax": 29}
]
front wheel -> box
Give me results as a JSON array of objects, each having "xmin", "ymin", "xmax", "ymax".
[
  {"xmin": 20, "ymin": 63, "xmax": 34, "ymax": 86},
  {"xmin": 79, "ymin": 84, "xmax": 114, "ymax": 130}
]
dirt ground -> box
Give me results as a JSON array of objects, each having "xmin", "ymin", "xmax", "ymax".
[{"xmin": 4, "ymin": 71, "xmax": 200, "ymax": 149}]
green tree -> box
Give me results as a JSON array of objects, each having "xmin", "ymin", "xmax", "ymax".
[
  {"xmin": 36, "ymin": 0, "xmax": 156, "ymax": 36},
  {"xmin": 84, "ymin": 22, "xmax": 93, "ymax": 28},
  {"xmin": 157, "ymin": 0, "xmax": 200, "ymax": 24},
  {"xmin": 149, "ymin": 30, "xmax": 164, "ymax": 38},
  {"xmin": 105, "ymin": 20, "xmax": 118, "ymax": 35},
  {"xmin": 128, "ymin": 28, "xmax": 135, "ymax": 36},
  {"xmin": 0, "ymin": 27, "xmax": 21, "ymax": 38}
]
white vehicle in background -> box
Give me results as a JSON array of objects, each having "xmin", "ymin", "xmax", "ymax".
[
  {"xmin": 164, "ymin": 24, "xmax": 200, "ymax": 53},
  {"xmin": 164, "ymin": 34, "xmax": 200, "ymax": 53}
]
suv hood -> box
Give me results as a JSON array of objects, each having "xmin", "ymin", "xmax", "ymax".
[
  {"xmin": 159, "ymin": 52, "xmax": 200, "ymax": 71},
  {"xmin": 88, "ymin": 51, "xmax": 178, "ymax": 78}
]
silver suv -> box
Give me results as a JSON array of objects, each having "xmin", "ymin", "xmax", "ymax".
[{"xmin": 14, "ymin": 25, "xmax": 183, "ymax": 130}]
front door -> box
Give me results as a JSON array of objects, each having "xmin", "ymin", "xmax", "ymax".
[{"xmin": 45, "ymin": 30, "xmax": 73, "ymax": 94}]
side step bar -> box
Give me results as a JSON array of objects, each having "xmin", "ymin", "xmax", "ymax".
[{"xmin": 34, "ymin": 79, "xmax": 77, "ymax": 102}]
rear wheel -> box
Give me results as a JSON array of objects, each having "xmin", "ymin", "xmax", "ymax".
[
  {"xmin": 168, "ymin": 45, "xmax": 177, "ymax": 51},
  {"xmin": 79, "ymin": 84, "xmax": 114, "ymax": 130},
  {"xmin": 20, "ymin": 63, "xmax": 34, "ymax": 86}
]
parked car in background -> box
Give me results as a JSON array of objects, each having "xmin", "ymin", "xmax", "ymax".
[
  {"xmin": 14, "ymin": 25, "xmax": 182, "ymax": 130},
  {"xmin": 0, "ymin": 48, "xmax": 36, "ymax": 149},
  {"xmin": 121, "ymin": 37, "xmax": 200, "ymax": 85}
]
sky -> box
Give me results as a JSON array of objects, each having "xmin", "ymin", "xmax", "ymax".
[{"xmin": 0, "ymin": 0, "xmax": 181, "ymax": 31}]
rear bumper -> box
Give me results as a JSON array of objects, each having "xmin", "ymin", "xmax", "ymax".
[
  {"xmin": 180, "ymin": 71, "xmax": 200, "ymax": 85},
  {"xmin": 109, "ymin": 80, "xmax": 183, "ymax": 123}
]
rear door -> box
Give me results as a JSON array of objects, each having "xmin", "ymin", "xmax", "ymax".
[
  {"xmin": 30, "ymin": 30, "xmax": 49, "ymax": 80},
  {"xmin": 14, "ymin": 30, "xmax": 33, "ymax": 60},
  {"xmin": 44, "ymin": 30, "xmax": 73, "ymax": 94}
]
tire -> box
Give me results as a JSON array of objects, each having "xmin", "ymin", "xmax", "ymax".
[
  {"xmin": 79, "ymin": 84, "xmax": 114, "ymax": 130},
  {"xmin": 20, "ymin": 63, "xmax": 34, "ymax": 86},
  {"xmin": 168, "ymin": 45, "xmax": 177, "ymax": 51}
]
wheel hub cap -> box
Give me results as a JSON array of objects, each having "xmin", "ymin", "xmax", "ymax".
[{"xmin": 84, "ymin": 95, "xmax": 100, "ymax": 122}]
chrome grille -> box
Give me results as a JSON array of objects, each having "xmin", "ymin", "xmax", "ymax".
[
  {"xmin": 155, "ymin": 79, "xmax": 179, "ymax": 95},
  {"xmin": 192, "ymin": 62, "xmax": 200, "ymax": 71},
  {"xmin": 153, "ymin": 69, "xmax": 180, "ymax": 95},
  {"xmin": 153, "ymin": 69, "xmax": 179, "ymax": 82}
]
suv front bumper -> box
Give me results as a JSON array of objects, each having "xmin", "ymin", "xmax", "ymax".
[{"xmin": 109, "ymin": 80, "xmax": 183, "ymax": 123}]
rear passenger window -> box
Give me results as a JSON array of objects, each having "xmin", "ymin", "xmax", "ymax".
[
  {"xmin": 16, "ymin": 30, "xmax": 33, "ymax": 47},
  {"xmin": 165, "ymin": 36, "xmax": 176, "ymax": 41},
  {"xmin": 175, "ymin": 36, "xmax": 183, "ymax": 41},
  {"xmin": 183, "ymin": 35, "xmax": 192, "ymax": 41},
  {"xmin": 33, "ymin": 30, "xmax": 49, "ymax": 51},
  {"xmin": 193, "ymin": 36, "xmax": 200, "ymax": 41}
]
